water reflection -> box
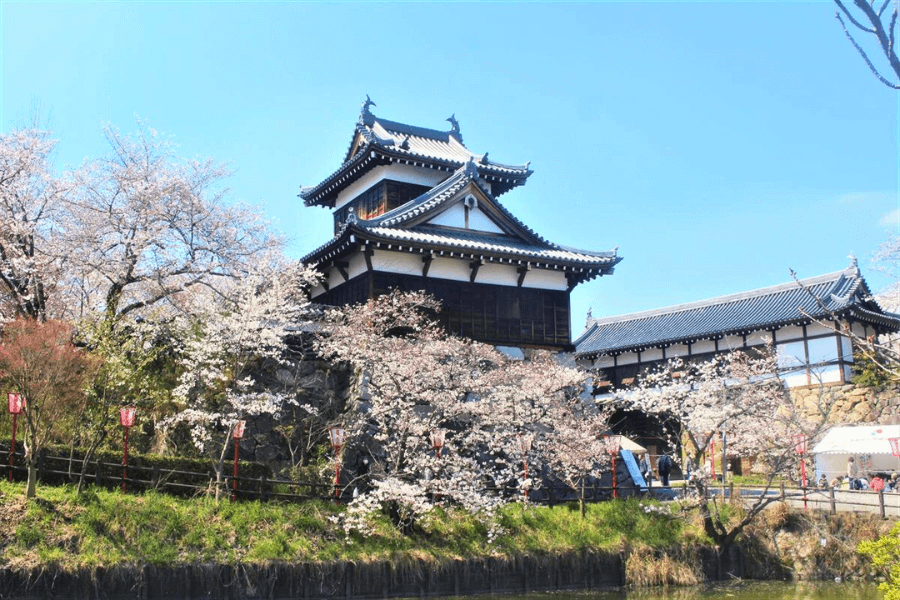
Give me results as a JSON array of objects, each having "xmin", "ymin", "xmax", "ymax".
[{"xmin": 432, "ymin": 581, "xmax": 881, "ymax": 600}]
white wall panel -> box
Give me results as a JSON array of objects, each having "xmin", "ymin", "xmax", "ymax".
[
  {"xmin": 372, "ymin": 250, "xmax": 422, "ymax": 276},
  {"xmin": 721, "ymin": 335, "xmax": 746, "ymax": 350},
  {"xmin": 775, "ymin": 325, "xmax": 804, "ymax": 341},
  {"xmin": 667, "ymin": 344, "xmax": 689, "ymax": 358},
  {"xmin": 595, "ymin": 356, "xmax": 615, "ymax": 369},
  {"xmin": 806, "ymin": 322, "xmax": 835, "ymax": 337},
  {"xmin": 641, "ymin": 348, "xmax": 663, "ymax": 362},
  {"xmin": 617, "ymin": 352, "xmax": 639, "ymax": 365},
  {"xmin": 477, "ymin": 263, "xmax": 518, "ymax": 287},
  {"xmin": 692, "ymin": 340, "xmax": 716, "ymax": 354},
  {"xmin": 335, "ymin": 164, "xmax": 446, "ymax": 209},
  {"xmin": 428, "ymin": 256, "xmax": 471, "ymax": 282},
  {"xmin": 522, "ymin": 268, "xmax": 568, "ymax": 291}
]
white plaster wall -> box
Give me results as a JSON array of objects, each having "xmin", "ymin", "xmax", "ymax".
[
  {"xmin": 641, "ymin": 348, "xmax": 663, "ymax": 362},
  {"xmin": 347, "ymin": 252, "xmax": 368, "ymax": 280},
  {"xmin": 851, "ymin": 322, "xmax": 867, "ymax": 338},
  {"xmin": 477, "ymin": 263, "xmax": 518, "ymax": 287},
  {"xmin": 667, "ymin": 344, "xmax": 689, "ymax": 358},
  {"xmin": 720, "ymin": 335, "xmax": 746, "ymax": 350},
  {"xmin": 775, "ymin": 325, "xmax": 805, "ymax": 341},
  {"xmin": 617, "ymin": 352, "xmax": 639, "ymax": 366},
  {"xmin": 427, "ymin": 256, "xmax": 472, "ymax": 282},
  {"xmin": 522, "ymin": 268, "xmax": 568, "ymax": 291},
  {"xmin": 468, "ymin": 206, "xmax": 504, "ymax": 233},
  {"xmin": 311, "ymin": 283, "xmax": 326, "ymax": 299},
  {"xmin": 692, "ymin": 340, "xmax": 716, "ymax": 354},
  {"xmin": 807, "ymin": 322, "xmax": 835, "ymax": 337},
  {"xmin": 429, "ymin": 203, "xmax": 467, "ymax": 228},
  {"xmin": 595, "ymin": 356, "xmax": 615, "ymax": 369},
  {"xmin": 372, "ymin": 250, "xmax": 422, "ymax": 276},
  {"xmin": 428, "ymin": 203, "xmax": 505, "ymax": 234},
  {"xmin": 745, "ymin": 332, "xmax": 771, "ymax": 347},
  {"xmin": 334, "ymin": 164, "xmax": 446, "ymax": 209}
]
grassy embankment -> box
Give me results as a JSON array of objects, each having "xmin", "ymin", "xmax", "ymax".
[{"xmin": 0, "ymin": 480, "xmax": 705, "ymax": 573}]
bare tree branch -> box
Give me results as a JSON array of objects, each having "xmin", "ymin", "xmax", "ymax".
[{"xmin": 834, "ymin": 0, "xmax": 900, "ymax": 89}]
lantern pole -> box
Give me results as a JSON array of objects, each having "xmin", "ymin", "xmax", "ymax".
[
  {"xmin": 7, "ymin": 393, "xmax": 24, "ymax": 483},
  {"xmin": 792, "ymin": 433, "xmax": 808, "ymax": 511},
  {"xmin": 518, "ymin": 433, "xmax": 533, "ymax": 501},
  {"xmin": 232, "ymin": 420, "xmax": 246, "ymax": 503},
  {"xmin": 431, "ymin": 428, "xmax": 446, "ymax": 500},
  {"xmin": 119, "ymin": 407, "xmax": 136, "ymax": 493},
  {"xmin": 604, "ymin": 434, "xmax": 622, "ymax": 499},
  {"xmin": 329, "ymin": 428, "xmax": 346, "ymax": 501}
]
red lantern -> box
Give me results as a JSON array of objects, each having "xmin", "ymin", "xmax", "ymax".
[
  {"xmin": 7, "ymin": 393, "xmax": 23, "ymax": 415},
  {"xmin": 7, "ymin": 393, "xmax": 24, "ymax": 483},
  {"xmin": 430, "ymin": 428, "xmax": 446, "ymax": 458},
  {"xmin": 119, "ymin": 406, "xmax": 136, "ymax": 428},
  {"xmin": 792, "ymin": 433, "xmax": 809, "ymax": 511},
  {"xmin": 119, "ymin": 406, "xmax": 136, "ymax": 493},
  {"xmin": 329, "ymin": 427, "xmax": 347, "ymax": 500},
  {"xmin": 604, "ymin": 434, "xmax": 622, "ymax": 499},
  {"xmin": 231, "ymin": 420, "xmax": 246, "ymax": 502},
  {"xmin": 329, "ymin": 427, "xmax": 347, "ymax": 453}
]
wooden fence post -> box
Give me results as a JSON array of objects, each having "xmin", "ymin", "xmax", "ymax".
[
  {"xmin": 830, "ymin": 486, "xmax": 836, "ymax": 514},
  {"xmin": 152, "ymin": 465, "xmax": 159, "ymax": 489},
  {"xmin": 780, "ymin": 482, "xmax": 786, "ymax": 503},
  {"xmin": 879, "ymin": 488, "xmax": 886, "ymax": 519},
  {"xmin": 259, "ymin": 474, "xmax": 267, "ymax": 501},
  {"xmin": 96, "ymin": 459, "xmax": 103, "ymax": 486}
]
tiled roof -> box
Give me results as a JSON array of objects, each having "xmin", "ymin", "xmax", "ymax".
[
  {"xmin": 574, "ymin": 262, "xmax": 900, "ymax": 358},
  {"xmin": 366, "ymin": 161, "xmax": 548, "ymax": 246},
  {"xmin": 300, "ymin": 102, "xmax": 532, "ymax": 207},
  {"xmin": 361, "ymin": 226, "xmax": 618, "ymax": 266},
  {"xmin": 301, "ymin": 159, "xmax": 620, "ymax": 273}
]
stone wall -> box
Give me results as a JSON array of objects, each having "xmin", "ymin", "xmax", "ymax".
[{"xmin": 790, "ymin": 382, "xmax": 900, "ymax": 425}]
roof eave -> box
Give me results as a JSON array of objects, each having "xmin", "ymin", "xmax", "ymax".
[{"xmin": 300, "ymin": 147, "xmax": 531, "ymax": 208}]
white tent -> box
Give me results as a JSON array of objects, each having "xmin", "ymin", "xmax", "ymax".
[{"xmin": 811, "ymin": 424, "xmax": 900, "ymax": 482}]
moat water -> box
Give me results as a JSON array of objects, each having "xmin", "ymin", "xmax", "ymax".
[{"xmin": 432, "ymin": 581, "xmax": 881, "ymax": 600}]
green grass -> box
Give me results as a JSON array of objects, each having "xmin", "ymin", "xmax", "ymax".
[{"xmin": 0, "ymin": 481, "xmax": 707, "ymax": 571}]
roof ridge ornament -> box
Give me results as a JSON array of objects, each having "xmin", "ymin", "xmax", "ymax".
[
  {"xmin": 447, "ymin": 113, "xmax": 462, "ymax": 142},
  {"xmin": 346, "ymin": 207, "xmax": 357, "ymax": 225},
  {"xmin": 359, "ymin": 95, "xmax": 376, "ymax": 126},
  {"xmin": 463, "ymin": 157, "xmax": 479, "ymax": 179},
  {"xmin": 479, "ymin": 152, "xmax": 489, "ymax": 165},
  {"xmin": 849, "ymin": 254, "xmax": 859, "ymax": 272}
]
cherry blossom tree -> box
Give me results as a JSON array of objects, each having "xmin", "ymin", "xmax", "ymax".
[
  {"xmin": 0, "ymin": 318, "xmax": 100, "ymax": 498},
  {"xmin": 618, "ymin": 348, "xmax": 822, "ymax": 550},
  {"xmin": 1, "ymin": 122, "xmax": 283, "ymax": 331},
  {"xmin": 0, "ymin": 127, "xmax": 64, "ymax": 322},
  {"xmin": 160, "ymin": 257, "xmax": 320, "ymax": 500},
  {"xmin": 63, "ymin": 124, "xmax": 281, "ymax": 326},
  {"xmin": 316, "ymin": 290, "xmax": 603, "ymax": 531},
  {"xmin": 539, "ymin": 397, "xmax": 612, "ymax": 517}
]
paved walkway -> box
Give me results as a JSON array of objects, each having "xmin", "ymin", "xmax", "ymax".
[{"xmin": 697, "ymin": 483, "xmax": 900, "ymax": 517}]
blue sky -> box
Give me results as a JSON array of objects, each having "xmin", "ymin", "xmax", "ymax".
[{"xmin": 2, "ymin": 2, "xmax": 898, "ymax": 335}]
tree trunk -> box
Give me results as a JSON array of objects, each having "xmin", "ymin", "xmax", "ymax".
[
  {"xmin": 25, "ymin": 458, "xmax": 38, "ymax": 498},
  {"xmin": 580, "ymin": 479, "xmax": 586, "ymax": 518}
]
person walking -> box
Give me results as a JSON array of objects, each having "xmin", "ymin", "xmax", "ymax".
[
  {"xmin": 639, "ymin": 452, "xmax": 652, "ymax": 487},
  {"xmin": 847, "ymin": 456, "xmax": 860, "ymax": 490},
  {"xmin": 657, "ymin": 454, "xmax": 673, "ymax": 487}
]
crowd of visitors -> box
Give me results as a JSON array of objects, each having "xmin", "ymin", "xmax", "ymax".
[{"xmin": 816, "ymin": 457, "xmax": 900, "ymax": 491}]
